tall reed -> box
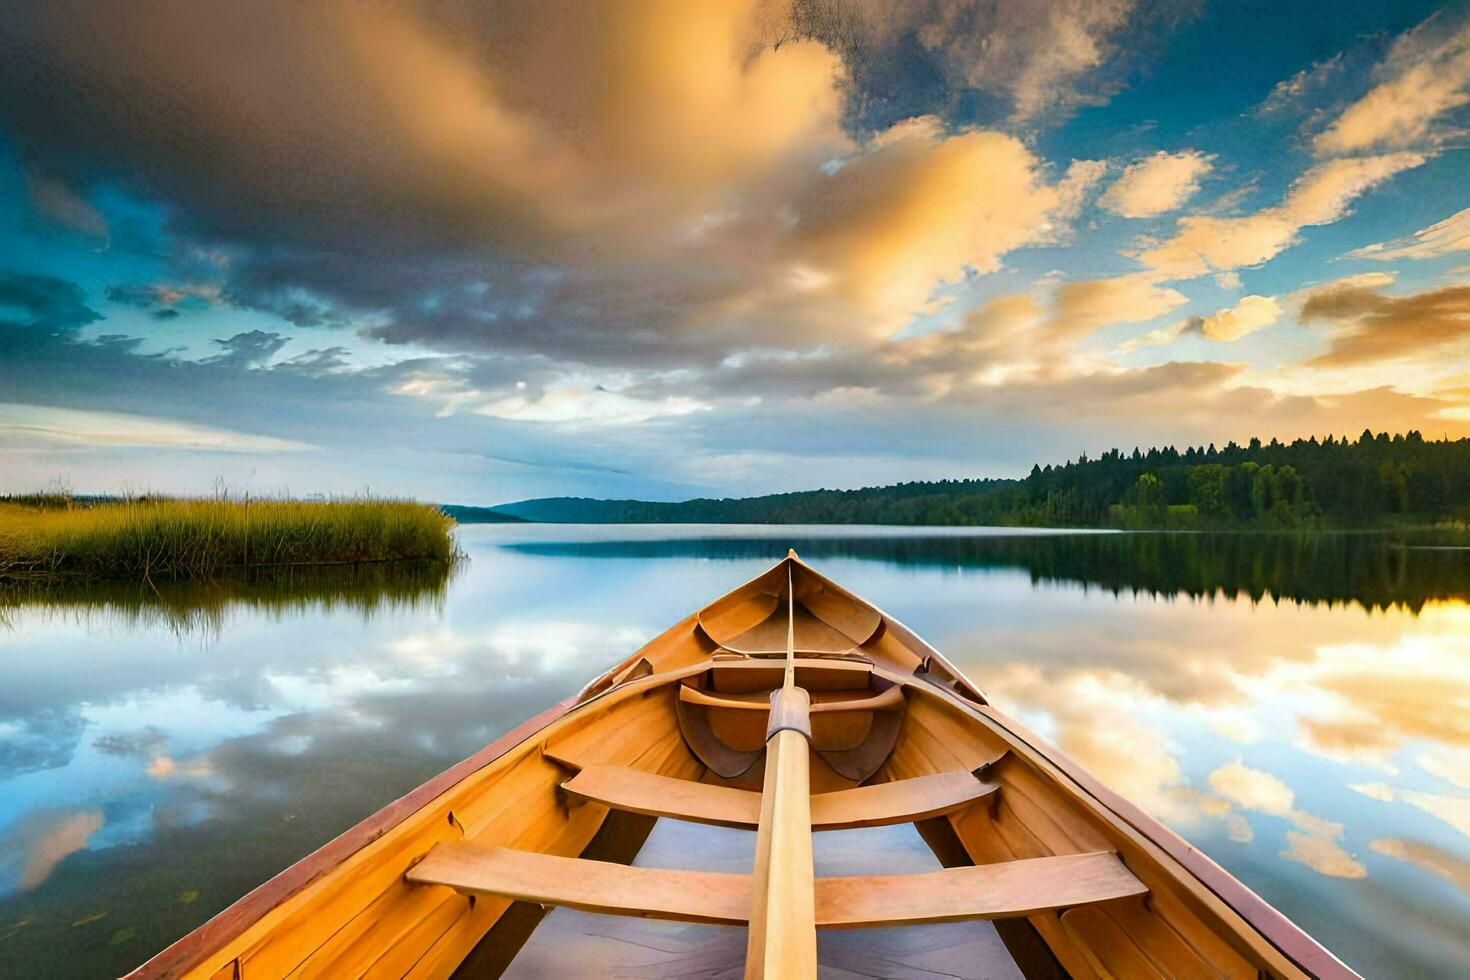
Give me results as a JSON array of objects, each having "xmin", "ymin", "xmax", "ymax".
[{"xmin": 0, "ymin": 496, "xmax": 457, "ymax": 583}]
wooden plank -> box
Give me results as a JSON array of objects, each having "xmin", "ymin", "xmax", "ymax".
[
  {"xmin": 563, "ymin": 765, "xmax": 996, "ymax": 831},
  {"xmin": 406, "ymin": 849, "xmax": 1145, "ymax": 936},
  {"xmin": 708, "ymin": 658, "xmax": 871, "ymax": 694},
  {"xmin": 677, "ymin": 685, "xmax": 899, "ymax": 714},
  {"xmin": 913, "ymin": 816, "xmax": 1069, "ymax": 980},
  {"xmin": 405, "ymin": 843, "xmax": 751, "ymax": 925},
  {"xmin": 813, "ymin": 852, "xmax": 1148, "ymax": 929},
  {"xmin": 811, "ymin": 770, "xmax": 997, "ymax": 829},
  {"xmin": 811, "ymin": 686, "xmax": 903, "ymax": 714},
  {"xmin": 563, "ymin": 764, "xmax": 762, "ymax": 828},
  {"xmin": 1060, "ymin": 906, "xmax": 1167, "ymax": 979},
  {"xmin": 1030, "ymin": 911, "xmax": 1108, "ymax": 980},
  {"xmin": 795, "ymin": 577, "xmax": 882, "ymax": 648},
  {"xmin": 445, "ymin": 809, "xmax": 657, "ymax": 979},
  {"xmin": 904, "ymin": 697, "xmax": 1010, "ymax": 770}
]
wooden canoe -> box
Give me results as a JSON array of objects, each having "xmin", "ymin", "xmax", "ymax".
[{"xmin": 127, "ymin": 552, "xmax": 1358, "ymax": 979}]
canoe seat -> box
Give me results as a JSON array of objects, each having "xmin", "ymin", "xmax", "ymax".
[
  {"xmin": 816, "ymin": 851, "xmax": 1149, "ymax": 927},
  {"xmin": 561, "ymin": 765, "xmax": 998, "ymax": 830},
  {"xmin": 408, "ymin": 842, "xmax": 750, "ymax": 924},
  {"xmin": 406, "ymin": 843, "xmax": 1146, "ymax": 926},
  {"xmin": 677, "ymin": 684, "xmax": 904, "ymax": 714}
]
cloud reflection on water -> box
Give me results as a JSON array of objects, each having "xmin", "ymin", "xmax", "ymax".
[{"xmin": 0, "ymin": 526, "xmax": 1466, "ymax": 976}]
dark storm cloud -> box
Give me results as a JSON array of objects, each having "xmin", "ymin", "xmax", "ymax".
[
  {"xmin": 0, "ymin": 271, "xmax": 709, "ymax": 493},
  {"xmin": 102, "ymin": 283, "xmax": 165, "ymax": 310},
  {"xmin": 92, "ymin": 726, "xmax": 169, "ymax": 759},
  {"xmin": 203, "ymin": 331, "xmax": 290, "ymax": 368},
  {"xmin": 276, "ymin": 347, "xmax": 353, "ymax": 377},
  {"xmin": 0, "ymin": 270, "xmax": 101, "ymax": 333}
]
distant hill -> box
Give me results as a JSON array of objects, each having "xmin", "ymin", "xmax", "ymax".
[
  {"xmin": 486, "ymin": 432, "xmax": 1470, "ymax": 529},
  {"xmin": 491, "ymin": 478, "xmax": 1017, "ymax": 524},
  {"xmin": 439, "ymin": 504, "xmax": 528, "ymax": 524}
]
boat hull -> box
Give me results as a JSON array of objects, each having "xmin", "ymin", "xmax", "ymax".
[{"xmin": 126, "ymin": 556, "xmax": 1355, "ymax": 980}]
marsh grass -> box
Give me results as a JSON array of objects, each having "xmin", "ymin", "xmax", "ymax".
[{"xmin": 0, "ymin": 496, "xmax": 458, "ymax": 583}]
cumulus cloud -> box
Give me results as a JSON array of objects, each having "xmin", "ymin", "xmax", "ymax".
[
  {"xmin": 0, "ymin": 3, "xmax": 1123, "ymax": 369},
  {"xmin": 1119, "ymin": 295, "xmax": 1280, "ymax": 350},
  {"xmin": 1199, "ymin": 295, "xmax": 1281, "ymax": 342},
  {"xmin": 1209, "ymin": 762, "xmax": 1365, "ymax": 878},
  {"xmin": 772, "ymin": 119, "xmax": 1073, "ymax": 333},
  {"xmin": 1348, "ymin": 207, "xmax": 1470, "ymax": 261},
  {"xmin": 1100, "ymin": 150, "xmax": 1213, "ymax": 218},
  {"xmin": 1053, "ymin": 159, "xmax": 1110, "ymax": 220},
  {"xmin": 0, "ymin": 2, "xmax": 850, "ymax": 253},
  {"xmin": 1314, "ymin": 17, "xmax": 1470, "ymax": 155},
  {"xmin": 243, "ymin": 115, "xmax": 1087, "ymax": 363},
  {"xmin": 1209, "ymin": 761, "xmax": 1296, "ymax": 816},
  {"xmin": 1138, "ymin": 153, "xmax": 1426, "ymax": 279},
  {"xmin": 1048, "ymin": 273, "xmax": 1188, "ymax": 341}
]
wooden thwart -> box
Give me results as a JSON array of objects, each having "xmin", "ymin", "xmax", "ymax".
[
  {"xmin": 406, "ymin": 842, "xmax": 751, "ymax": 925},
  {"xmin": 406, "ymin": 844, "xmax": 1147, "ymax": 929},
  {"xmin": 814, "ymin": 851, "xmax": 1149, "ymax": 928},
  {"xmin": 561, "ymin": 765, "xmax": 997, "ymax": 831},
  {"xmin": 677, "ymin": 684, "xmax": 904, "ymax": 714}
]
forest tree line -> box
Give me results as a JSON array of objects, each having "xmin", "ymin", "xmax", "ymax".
[{"xmin": 486, "ymin": 431, "xmax": 1470, "ymax": 529}]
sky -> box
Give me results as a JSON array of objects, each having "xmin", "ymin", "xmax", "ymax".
[{"xmin": 0, "ymin": 0, "xmax": 1468, "ymax": 504}]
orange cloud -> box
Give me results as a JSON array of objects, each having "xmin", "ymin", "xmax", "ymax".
[
  {"xmin": 1349, "ymin": 207, "xmax": 1470, "ymax": 261},
  {"xmin": 1138, "ymin": 154, "xmax": 1426, "ymax": 280},
  {"xmin": 1100, "ymin": 150, "xmax": 1213, "ymax": 218},
  {"xmin": 1370, "ymin": 838, "xmax": 1470, "ymax": 894},
  {"xmin": 1295, "ymin": 278, "xmax": 1470, "ymax": 368},
  {"xmin": 1199, "ymin": 295, "xmax": 1282, "ymax": 342},
  {"xmin": 1210, "ymin": 762, "xmax": 1365, "ymax": 878},
  {"xmin": 777, "ymin": 120, "xmax": 1071, "ymax": 333},
  {"xmin": 1314, "ymin": 21, "xmax": 1470, "ymax": 155}
]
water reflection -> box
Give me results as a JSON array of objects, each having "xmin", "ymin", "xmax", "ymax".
[
  {"xmin": 503, "ymin": 526, "xmax": 1470, "ymax": 611},
  {"xmin": 0, "ymin": 559, "xmax": 455, "ymax": 639},
  {"xmin": 0, "ymin": 526, "xmax": 1466, "ymax": 977}
]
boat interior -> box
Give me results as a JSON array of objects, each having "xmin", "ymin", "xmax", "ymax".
[{"xmin": 137, "ymin": 554, "xmax": 1342, "ymax": 979}]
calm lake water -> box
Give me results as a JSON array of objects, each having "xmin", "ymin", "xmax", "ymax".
[{"xmin": 2, "ymin": 524, "xmax": 1468, "ymax": 977}]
